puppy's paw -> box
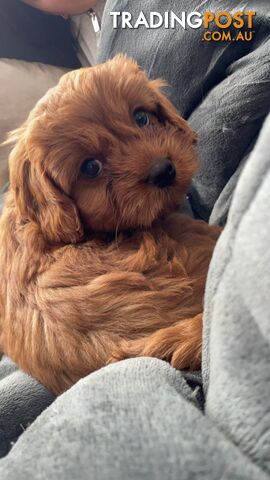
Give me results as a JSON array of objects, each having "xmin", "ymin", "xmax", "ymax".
[
  {"xmin": 163, "ymin": 214, "xmax": 222, "ymax": 243},
  {"xmin": 107, "ymin": 338, "xmax": 147, "ymax": 364},
  {"xmin": 108, "ymin": 313, "xmax": 202, "ymax": 370},
  {"xmin": 208, "ymin": 224, "xmax": 222, "ymax": 241}
]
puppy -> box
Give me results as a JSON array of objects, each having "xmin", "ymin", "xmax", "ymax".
[{"xmin": 0, "ymin": 55, "xmax": 220, "ymax": 394}]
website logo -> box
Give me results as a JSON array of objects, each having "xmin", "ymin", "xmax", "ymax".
[{"xmin": 110, "ymin": 11, "xmax": 256, "ymax": 42}]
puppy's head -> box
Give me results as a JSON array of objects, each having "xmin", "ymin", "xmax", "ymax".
[{"xmin": 9, "ymin": 55, "xmax": 198, "ymax": 244}]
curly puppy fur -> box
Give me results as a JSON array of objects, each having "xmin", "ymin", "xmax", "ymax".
[{"xmin": 0, "ymin": 56, "xmax": 220, "ymax": 394}]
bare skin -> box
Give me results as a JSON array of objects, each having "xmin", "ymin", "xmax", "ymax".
[{"xmin": 21, "ymin": 0, "xmax": 97, "ymax": 15}]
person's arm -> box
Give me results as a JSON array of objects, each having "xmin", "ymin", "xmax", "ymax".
[{"xmin": 21, "ymin": 0, "xmax": 97, "ymax": 15}]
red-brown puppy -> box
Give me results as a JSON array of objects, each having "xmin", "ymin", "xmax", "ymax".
[{"xmin": 0, "ymin": 55, "xmax": 220, "ymax": 394}]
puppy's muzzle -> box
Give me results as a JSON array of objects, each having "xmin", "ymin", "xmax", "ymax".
[{"xmin": 147, "ymin": 158, "xmax": 176, "ymax": 188}]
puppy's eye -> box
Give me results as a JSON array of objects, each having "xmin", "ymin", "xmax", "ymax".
[
  {"xmin": 133, "ymin": 109, "xmax": 150, "ymax": 128},
  {"xmin": 81, "ymin": 158, "xmax": 103, "ymax": 178}
]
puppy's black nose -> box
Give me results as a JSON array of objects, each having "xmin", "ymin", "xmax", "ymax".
[{"xmin": 147, "ymin": 159, "xmax": 176, "ymax": 188}]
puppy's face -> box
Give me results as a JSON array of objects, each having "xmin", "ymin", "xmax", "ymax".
[{"xmin": 9, "ymin": 56, "xmax": 198, "ymax": 242}]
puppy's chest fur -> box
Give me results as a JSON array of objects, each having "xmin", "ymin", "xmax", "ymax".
[
  {"xmin": 40, "ymin": 222, "xmax": 190, "ymax": 284},
  {"xmin": 36, "ymin": 215, "xmax": 216, "ymax": 322}
]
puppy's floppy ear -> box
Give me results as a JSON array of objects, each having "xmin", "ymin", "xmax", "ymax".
[
  {"xmin": 8, "ymin": 127, "xmax": 83, "ymax": 245},
  {"xmin": 149, "ymin": 79, "xmax": 198, "ymax": 144}
]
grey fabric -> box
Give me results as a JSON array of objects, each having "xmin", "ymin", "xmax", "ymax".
[
  {"xmin": 0, "ymin": 358, "xmax": 269, "ymax": 480},
  {"xmin": 0, "ymin": 356, "xmax": 55, "ymax": 458},
  {"xmin": 209, "ymin": 152, "xmax": 248, "ymax": 226},
  {"xmin": 98, "ymin": 0, "xmax": 270, "ymax": 220},
  {"xmin": 0, "ymin": 117, "xmax": 270, "ymax": 479},
  {"xmin": 203, "ymin": 113, "xmax": 270, "ymax": 475}
]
